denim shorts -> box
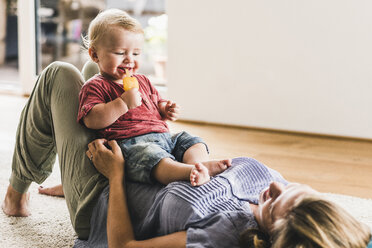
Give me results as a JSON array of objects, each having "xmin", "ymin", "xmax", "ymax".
[{"xmin": 118, "ymin": 131, "xmax": 208, "ymax": 184}]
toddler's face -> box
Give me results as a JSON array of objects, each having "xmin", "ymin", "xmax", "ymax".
[{"xmin": 92, "ymin": 26, "xmax": 144, "ymax": 84}]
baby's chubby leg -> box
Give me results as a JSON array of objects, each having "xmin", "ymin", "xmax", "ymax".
[
  {"xmin": 201, "ymin": 159, "xmax": 232, "ymax": 177},
  {"xmin": 183, "ymin": 143, "xmax": 232, "ymax": 177},
  {"xmin": 152, "ymin": 158, "xmax": 210, "ymax": 186}
]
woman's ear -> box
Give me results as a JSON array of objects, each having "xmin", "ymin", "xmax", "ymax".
[{"xmin": 89, "ymin": 47, "xmax": 99, "ymax": 62}]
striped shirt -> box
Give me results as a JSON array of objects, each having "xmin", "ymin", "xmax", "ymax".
[{"xmin": 137, "ymin": 157, "xmax": 288, "ymax": 247}]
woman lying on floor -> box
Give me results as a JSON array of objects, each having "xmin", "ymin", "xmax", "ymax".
[{"xmin": 72, "ymin": 138, "xmax": 371, "ymax": 248}]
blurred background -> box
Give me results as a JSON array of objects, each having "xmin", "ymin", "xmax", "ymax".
[
  {"xmin": 0, "ymin": 0, "xmax": 167, "ymax": 90},
  {"xmin": 0, "ymin": 0, "xmax": 371, "ymax": 139}
]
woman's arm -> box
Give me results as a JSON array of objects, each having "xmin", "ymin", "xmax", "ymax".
[{"xmin": 88, "ymin": 139, "xmax": 186, "ymax": 248}]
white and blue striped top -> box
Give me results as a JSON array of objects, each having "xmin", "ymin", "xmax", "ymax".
[{"xmin": 137, "ymin": 157, "xmax": 288, "ymax": 247}]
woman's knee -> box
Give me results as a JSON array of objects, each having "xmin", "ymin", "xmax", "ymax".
[
  {"xmin": 47, "ymin": 61, "xmax": 81, "ymax": 79},
  {"xmin": 44, "ymin": 61, "xmax": 84, "ymax": 95},
  {"xmin": 81, "ymin": 60, "xmax": 99, "ymax": 81}
]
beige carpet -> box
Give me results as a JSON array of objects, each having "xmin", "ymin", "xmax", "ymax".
[
  {"xmin": 0, "ymin": 94, "xmax": 371, "ymax": 247},
  {"xmin": 0, "ymin": 165, "xmax": 76, "ymax": 248},
  {"xmin": 0, "ymin": 94, "xmax": 75, "ymax": 247}
]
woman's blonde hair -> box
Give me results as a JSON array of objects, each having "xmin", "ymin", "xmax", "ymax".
[
  {"xmin": 83, "ymin": 8, "xmax": 144, "ymax": 50},
  {"xmin": 240, "ymin": 195, "xmax": 372, "ymax": 248}
]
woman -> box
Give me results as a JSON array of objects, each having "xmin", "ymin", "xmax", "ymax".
[{"xmin": 83, "ymin": 138, "xmax": 372, "ymax": 248}]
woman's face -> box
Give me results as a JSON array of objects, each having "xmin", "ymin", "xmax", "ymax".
[{"xmin": 255, "ymin": 182, "xmax": 317, "ymax": 234}]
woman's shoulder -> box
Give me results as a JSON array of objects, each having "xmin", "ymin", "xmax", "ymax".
[
  {"xmin": 190, "ymin": 210, "xmax": 257, "ymax": 229},
  {"xmin": 226, "ymin": 210, "xmax": 258, "ymax": 230},
  {"xmin": 186, "ymin": 211, "xmax": 257, "ymax": 248}
]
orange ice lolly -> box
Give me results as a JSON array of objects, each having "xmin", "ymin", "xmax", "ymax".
[{"xmin": 123, "ymin": 69, "xmax": 139, "ymax": 91}]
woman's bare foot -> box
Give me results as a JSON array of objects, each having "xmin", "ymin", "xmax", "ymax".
[
  {"xmin": 202, "ymin": 159, "xmax": 232, "ymax": 177},
  {"xmin": 190, "ymin": 162, "xmax": 210, "ymax": 186},
  {"xmin": 38, "ymin": 184, "xmax": 64, "ymax": 197},
  {"xmin": 2, "ymin": 185, "xmax": 31, "ymax": 217}
]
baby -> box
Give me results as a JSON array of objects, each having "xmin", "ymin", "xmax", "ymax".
[{"xmin": 77, "ymin": 9, "xmax": 231, "ymax": 186}]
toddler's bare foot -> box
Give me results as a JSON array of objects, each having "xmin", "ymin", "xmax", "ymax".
[
  {"xmin": 2, "ymin": 185, "xmax": 31, "ymax": 217},
  {"xmin": 203, "ymin": 159, "xmax": 232, "ymax": 177},
  {"xmin": 38, "ymin": 184, "xmax": 64, "ymax": 197},
  {"xmin": 190, "ymin": 163, "xmax": 210, "ymax": 186}
]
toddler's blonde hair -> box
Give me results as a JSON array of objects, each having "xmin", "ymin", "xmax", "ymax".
[{"xmin": 83, "ymin": 8, "xmax": 144, "ymax": 50}]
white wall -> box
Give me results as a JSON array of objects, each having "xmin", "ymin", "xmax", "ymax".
[{"xmin": 166, "ymin": 0, "xmax": 372, "ymax": 139}]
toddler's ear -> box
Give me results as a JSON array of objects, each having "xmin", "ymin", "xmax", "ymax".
[{"xmin": 88, "ymin": 47, "xmax": 99, "ymax": 62}]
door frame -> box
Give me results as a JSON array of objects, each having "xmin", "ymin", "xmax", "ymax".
[{"xmin": 18, "ymin": 0, "xmax": 37, "ymax": 95}]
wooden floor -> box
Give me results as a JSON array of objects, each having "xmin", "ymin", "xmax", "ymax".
[{"xmin": 168, "ymin": 121, "xmax": 372, "ymax": 199}]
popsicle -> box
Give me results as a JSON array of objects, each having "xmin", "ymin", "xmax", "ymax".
[{"xmin": 123, "ymin": 69, "xmax": 139, "ymax": 91}]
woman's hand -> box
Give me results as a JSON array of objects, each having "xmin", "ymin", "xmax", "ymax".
[{"xmin": 86, "ymin": 139, "xmax": 125, "ymax": 180}]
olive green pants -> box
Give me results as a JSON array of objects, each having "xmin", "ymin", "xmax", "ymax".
[{"xmin": 10, "ymin": 61, "xmax": 107, "ymax": 239}]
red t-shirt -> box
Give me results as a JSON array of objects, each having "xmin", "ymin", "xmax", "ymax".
[{"xmin": 77, "ymin": 74, "xmax": 169, "ymax": 140}]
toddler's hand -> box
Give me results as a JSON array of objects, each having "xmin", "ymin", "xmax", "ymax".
[
  {"xmin": 164, "ymin": 100, "xmax": 180, "ymax": 121},
  {"xmin": 121, "ymin": 88, "xmax": 142, "ymax": 109}
]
